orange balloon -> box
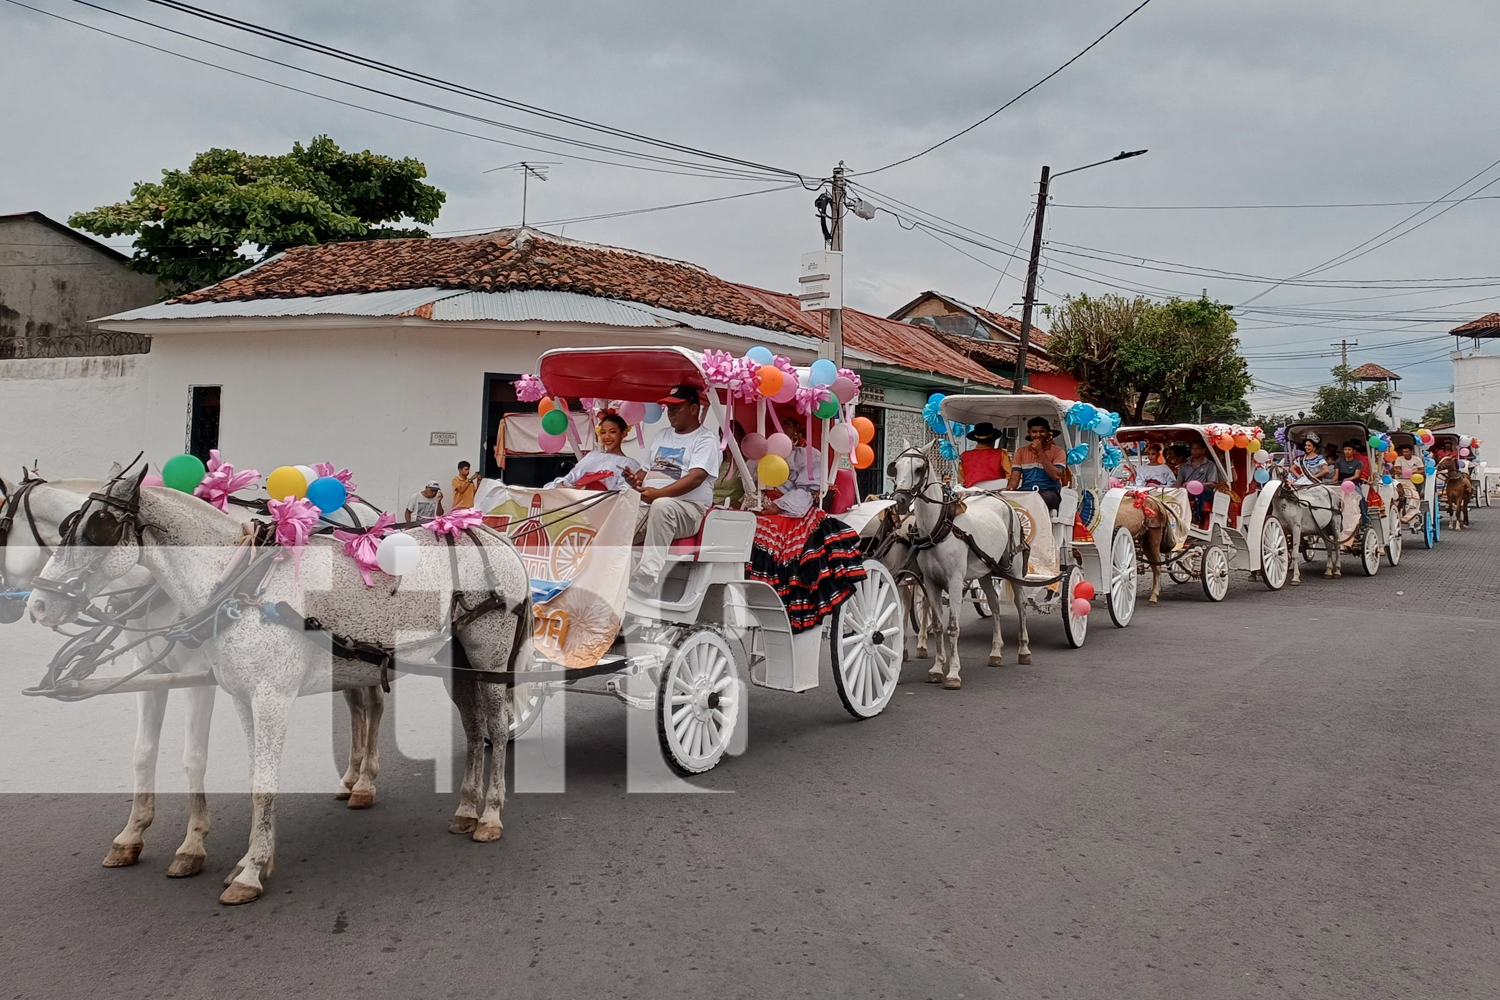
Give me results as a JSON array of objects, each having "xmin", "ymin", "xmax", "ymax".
[
  {"xmin": 1218, "ymin": 434, "xmax": 1235, "ymax": 450},
  {"xmin": 538, "ymin": 396, "xmax": 555, "ymax": 415},
  {"xmin": 852, "ymin": 416, "xmax": 876, "ymax": 445},
  {"xmin": 757, "ymin": 365, "xmax": 783, "ymax": 397},
  {"xmin": 1233, "ymin": 433, "xmax": 1250, "ymax": 448},
  {"xmin": 852, "ymin": 443, "xmax": 875, "ymax": 469}
]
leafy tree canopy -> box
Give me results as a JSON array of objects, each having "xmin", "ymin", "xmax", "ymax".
[
  {"xmin": 1421, "ymin": 400, "xmax": 1455, "ymax": 427},
  {"xmin": 1044, "ymin": 293, "xmax": 1252, "ymax": 424},
  {"xmin": 1308, "ymin": 364, "xmax": 1392, "ymax": 430},
  {"xmin": 70, "ymin": 135, "xmax": 445, "ymax": 291}
]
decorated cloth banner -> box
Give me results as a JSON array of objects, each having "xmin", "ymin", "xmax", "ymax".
[
  {"xmin": 500, "ymin": 412, "xmax": 597, "ymax": 455},
  {"xmin": 1001, "ymin": 491, "xmax": 1059, "ymax": 582},
  {"xmin": 476, "ymin": 485, "xmax": 641, "ymax": 668}
]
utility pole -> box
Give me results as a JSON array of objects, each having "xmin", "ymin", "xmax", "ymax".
[
  {"xmin": 1013, "ymin": 165, "xmax": 1050, "ymax": 394},
  {"xmin": 1332, "ymin": 339, "xmax": 1358, "ymax": 369},
  {"xmin": 827, "ymin": 162, "xmax": 846, "ymax": 366}
]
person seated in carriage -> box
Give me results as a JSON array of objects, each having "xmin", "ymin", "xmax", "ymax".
[
  {"xmin": 1007, "ymin": 416, "xmax": 1071, "ymax": 512},
  {"xmin": 1177, "ymin": 438, "xmax": 1221, "ymax": 526},
  {"xmin": 1291, "ymin": 434, "xmax": 1334, "ymax": 485},
  {"xmin": 1129, "ymin": 442, "xmax": 1177, "ymax": 488},
  {"xmin": 624, "ymin": 384, "xmax": 721, "ymax": 594},
  {"xmin": 763, "ymin": 420, "xmax": 822, "ymax": 518},
  {"xmin": 1391, "ymin": 443, "xmax": 1423, "ymax": 523},
  {"xmin": 545, "ymin": 411, "xmax": 642, "ymax": 491},
  {"xmin": 958, "ymin": 421, "xmax": 1011, "ymax": 488},
  {"xmin": 1333, "ymin": 439, "xmax": 1370, "ymax": 545}
]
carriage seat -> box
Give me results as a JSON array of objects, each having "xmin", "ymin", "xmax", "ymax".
[{"xmin": 664, "ymin": 507, "xmax": 757, "ymax": 563}]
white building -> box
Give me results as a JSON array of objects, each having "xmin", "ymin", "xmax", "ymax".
[
  {"xmin": 1449, "ymin": 313, "xmax": 1500, "ymax": 470},
  {"xmin": 84, "ymin": 229, "xmax": 1006, "ymax": 511}
]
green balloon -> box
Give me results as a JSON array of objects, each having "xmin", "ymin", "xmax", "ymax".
[
  {"xmin": 161, "ymin": 453, "xmax": 206, "ymax": 493},
  {"xmin": 814, "ymin": 398, "xmax": 840, "ymax": 420},
  {"xmin": 540, "ymin": 408, "xmax": 569, "ymax": 436}
]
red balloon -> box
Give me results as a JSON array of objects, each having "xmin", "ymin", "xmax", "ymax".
[{"xmin": 1074, "ymin": 580, "xmax": 1096, "ymax": 601}]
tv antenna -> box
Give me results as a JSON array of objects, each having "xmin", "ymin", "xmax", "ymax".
[{"xmin": 483, "ymin": 161, "xmax": 558, "ymax": 228}]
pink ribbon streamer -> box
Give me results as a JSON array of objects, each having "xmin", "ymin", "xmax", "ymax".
[
  {"xmin": 332, "ymin": 511, "xmax": 396, "ymax": 587},
  {"xmin": 425, "ymin": 507, "xmax": 484, "ymax": 538},
  {"xmin": 311, "ymin": 461, "xmax": 359, "ymax": 495},
  {"xmin": 193, "ymin": 449, "xmax": 260, "ymax": 512},
  {"xmin": 268, "ymin": 496, "xmax": 321, "ymax": 588}
]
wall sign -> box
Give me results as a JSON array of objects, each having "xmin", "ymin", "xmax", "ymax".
[{"xmin": 430, "ymin": 431, "xmax": 458, "ymax": 446}]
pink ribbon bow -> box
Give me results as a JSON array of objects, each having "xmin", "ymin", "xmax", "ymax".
[
  {"xmin": 311, "ymin": 461, "xmax": 359, "ymax": 495},
  {"xmin": 267, "ymin": 496, "xmax": 321, "ymax": 588},
  {"xmin": 514, "ymin": 373, "xmax": 546, "ymax": 403},
  {"xmin": 794, "ymin": 383, "xmax": 832, "ymax": 416},
  {"xmin": 425, "ymin": 507, "xmax": 484, "ymax": 538},
  {"xmin": 332, "ymin": 511, "xmax": 396, "ymax": 587},
  {"xmin": 193, "ymin": 449, "xmax": 260, "ymax": 511}
]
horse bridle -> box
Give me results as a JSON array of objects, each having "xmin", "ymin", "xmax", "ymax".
[{"xmin": 31, "ymin": 465, "xmax": 147, "ymax": 601}]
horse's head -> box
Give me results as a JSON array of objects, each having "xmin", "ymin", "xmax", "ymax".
[
  {"xmin": 888, "ymin": 440, "xmax": 936, "ymax": 501},
  {"xmin": 28, "ymin": 462, "xmax": 147, "ymax": 627}
]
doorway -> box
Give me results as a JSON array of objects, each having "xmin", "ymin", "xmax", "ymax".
[
  {"xmin": 482, "ymin": 373, "xmax": 574, "ymax": 487},
  {"xmin": 854, "ymin": 403, "xmax": 886, "ymax": 498},
  {"xmin": 187, "ymin": 385, "xmax": 221, "ymax": 462}
]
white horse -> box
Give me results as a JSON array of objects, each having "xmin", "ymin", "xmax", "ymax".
[
  {"xmin": 29, "ymin": 469, "xmax": 530, "ymax": 905},
  {"xmin": 870, "ymin": 503, "xmax": 935, "ymax": 660},
  {"xmin": 1271, "ymin": 484, "xmax": 1343, "ymax": 585},
  {"xmin": 890, "ymin": 443, "xmax": 1029, "ymax": 689}
]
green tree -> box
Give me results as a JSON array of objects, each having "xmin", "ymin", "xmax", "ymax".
[
  {"xmin": 1421, "ymin": 400, "xmax": 1455, "ymax": 427},
  {"xmin": 70, "ymin": 135, "xmax": 445, "ymax": 291},
  {"xmin": 1308, "ymin": 364, "xmax": 1392, "ymax": 429},
  {"xmin": 1045, "ymin": 293, "xmax": 1252, "ymax": 423}
]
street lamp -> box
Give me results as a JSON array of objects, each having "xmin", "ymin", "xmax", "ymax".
[{"xmin": 1012, "ymin": 149, "xmax": 1148, "ymax": 393}]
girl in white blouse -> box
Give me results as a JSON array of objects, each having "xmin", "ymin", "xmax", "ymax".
[{"xmin": 547, "ymin": 412, "xmax": 643, "ymax": 491}]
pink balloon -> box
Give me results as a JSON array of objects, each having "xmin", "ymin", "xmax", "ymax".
[
  {"xmin": 142, "ymin": 472, "xmax": 165, "ymax": 488},
  {"xmin": 538, "ymin": 430, "xmax": 567, "ymax": 454},
  {"xmin": 1340, "ymin": 480, "xmax": 1357, "ymax": 493},
  {"xmin": 771, "ymin": 378, "xmax": 798, "ymax": 403},
  {"xmin": 1071, "ymin": 598, "xmax": 1092, "ymax": 617},
  {"xmin": 741, "ymin": 433, "xmax": 768, "ymax": 460},
  {"xmin": 1459, "ymin": 447, "xmax": 1471, "ymax": 456},
  {"xmin": 1109, "ymin": 476, "xmax": 1124, "ymax": 488},
  {"xmin": 618, "ymin": 400, "xmax": 645, "ymax": 425},
  {"xmin": 830, "ymin": 376, "xmax": 857, "ymax": 404},
  {"xmin": 765, "ymin": 433, "xmax": 793, "ymax": 459},
  {"xmin": 1185, "ymin": 480, "xmax": 1204, "ymax": 496}
]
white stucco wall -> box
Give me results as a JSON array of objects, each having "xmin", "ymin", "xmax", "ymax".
[
  {"xmin": 0, "ymin": 355, "xmax": 147, "ymax": 480},
  {"xmin": 1452, "ymin": 350, "xmax": 1500, "ymax": 469}
]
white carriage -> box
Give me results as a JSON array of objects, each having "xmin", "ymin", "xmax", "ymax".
[
  {"xmin": 1281, "ymin": 421, "xmax": 1402, "ymax": 576},
  {"xmin": 930, "ymin": 392, "xmax": 1140, "ymax": 648},
  {"xmin": 1386, "ymin": 430, "xmax": 1440, "ymax": 548},
  {"xmin": 504, "ymin": 346, "xmax": 906, "ymax": 774},
  {"xmin": 1113, "ymin": 424, "xmax": 1290, "ymax": 599}
]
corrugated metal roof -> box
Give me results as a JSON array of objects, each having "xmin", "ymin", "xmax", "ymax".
[
  {"xmin": 100, "ymin": 287, "xmax": 465, "ymax": 322},
  {"xmin": 430, "ymin": 289, "xmax": 671, "ymax": 326}
]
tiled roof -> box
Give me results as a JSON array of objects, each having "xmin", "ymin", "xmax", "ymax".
[
  {"xmin": 173, "ymin": 229, "xmax": 806, "ymax": 335},
  {"xmin": 1348, "ymin": 362, "xmax": 1401, "ymax": 381},
  {"xmin": 889, "ymin": 290, "xmax": 1051, "ymax": 350},
  {"xmin": 929, "ymin": 331, "xmax": 1059, "ymax": 374},
  {"xmin": 1451, "ymin": 312, "xmax": 1500, "ymax": 337}
]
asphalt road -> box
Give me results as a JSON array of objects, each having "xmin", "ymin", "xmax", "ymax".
[{"xmin": 2, "ymin": 509, "xmax": 1497, "ymax": 999}]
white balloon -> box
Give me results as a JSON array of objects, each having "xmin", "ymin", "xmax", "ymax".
[
  {"xmin": 293, "ymin": 465, "xmax": 318, "ymax": 489},
  {"xmin": 376, "ymin": 532, "xmax": 422, "ymax": 576},
  {"xmin": 827, "ymin": 423, "xmax": 857, "ymax": 454}
]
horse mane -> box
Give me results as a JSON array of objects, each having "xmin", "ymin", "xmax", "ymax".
[{"xmin": 138, "ymin": 486, "xmax": 244, "ymax": 546}]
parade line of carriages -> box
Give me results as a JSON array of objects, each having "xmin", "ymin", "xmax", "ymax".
[{"xmin": 0, "ymin": 343, "xmax": 1484, "ymax": 904}]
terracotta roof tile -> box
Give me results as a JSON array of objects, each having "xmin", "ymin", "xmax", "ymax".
[
  {"xmin": 1451, "ymin": 312, "xmax": 1500, "ymax": 337},
  {"xmin": 1348, "ymin": 362, "xmax": 1400, "ymax": 380},
  {"xmin": 929, "ymin": 330, "xmax": 1059, "ymax": 374}
]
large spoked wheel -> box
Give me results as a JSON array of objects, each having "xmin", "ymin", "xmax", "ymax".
[
  {"xmin": 1359, "ymin": 526, "xmax": 1381, "ymax": 577},
  {"xmin": 656, "ymin": 629, "xmax": 741, "ymax": 775},
  {"xmin": 1107, "ymin": 526, "xmax": 1137, "ymax": 628},
  {"xmin": 831, "ymin": 561, "xmax": 904, "ymax": 719},
  {"xmin": 1387, "ymin": 521, "xmax": 1403, "ymax": 566},
  {"xmin": 1259, "ymin": 517, "xmax": 1289, "ymax": 591},
  {"xmin": 1167, "ymin": 549, "xmax": 1195, "ymax": 585},
  {"xmin": 1200, "ymin": 543, "xmax": 1230, "ymax": 602},
  {"xmin": 1423, "ymin": 510, "xmax": 1436, "ymax": 548},
  {"xmin": 507, "ymin": 679, "xmax": 547, "ymax": 742},
  {"xmin": 1060, "ymin": 564, "xmax": 1089, "ymax": 649},
  {"xmin": 1433, "ymin": 505, "xmax": 1442, "ymax": 541}
]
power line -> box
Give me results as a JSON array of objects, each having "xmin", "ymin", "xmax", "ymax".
[
  {"xmin": 852, "ymin": 0, "xmax": 1156, "ymax": 177},
  {"xmin": 1052, "ymin": 196, "xmax": 1500, "ymax": 211}
]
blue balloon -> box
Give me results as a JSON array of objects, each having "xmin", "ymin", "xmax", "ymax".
[
  {"xmin": 1254, "ymin": 467, "xmax": 1270, "ymax": 484},
  {"xmin": 928, "ymin": 392, "xmax": 946, "ymax": 405},
  {"xmin": 644, "ymin": 402, "xmax": 663, "ymax": 423},
  {"xmin": 306, "ymin": 476, "xmax": 348, "ymax": 514},
  {"xmin": 1381, "ymin": 474, "xmax": 1393, "ymax": 486},
  {"xmin": 745, "ymin": 346, "xmax": 774, "ymax": 365},
  {"xmin": 809, "ymin": 358, "xmax": 838, "ymax": 386}
]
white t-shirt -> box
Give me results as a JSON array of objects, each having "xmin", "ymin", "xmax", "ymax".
[
  {"xmin": 407, "ymin": 491, "xmax": 442, "ymax": 519},
  {"xmin": 643, "ymin": 425, "xmax": 721, "ymax": 508},
  {"xmin": 1392, "ymin": 456, "xmax": 1421, "ymax": 480},
  {"xmin": 1133, "ymin": 462, "xmax": 1177, "ymax": 487},
  {"xmin": 547, "ymin": 451, "xmax": 642, "ymax": 491}
]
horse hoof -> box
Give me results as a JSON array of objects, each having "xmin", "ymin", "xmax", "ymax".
[
  {"xmin": 167, "ymin": 852, "xmax": 205, "ymax": 878},
  {"xmin": 915, "ymin": 648, "xmax": 929, "ymax": 660},
  {"xmin": 347, "ymin": 789, "xmax": 375, "ymax": 810},
  {"xmin": 219, "ymin": 882, "xmax": 262, "ymax": 906},
  {"xmin": 925, "ymin": 670, "xmax": 943, "ymax": 684},
  {"xmin": 472, "ymin": 820, "xmax": 504, "ymax": 843},
  {"xmin": 987, "ymin": 655, "xmax": 1005, "ymax": 667},
  {"xmin": 223, "ymin": 865, "xmax": 244, "ymax": 887},
  {"xmin": 1017, "ymin": 653, "xmax": 1032, "ymax": 665},
  {"xmin": 333, "ymin": 787, "xmax": 352, "ymax": 800},
  {"xmin": 449, "ymin": 815, "xmax": 479, "ymax": 835},
  {"xmin": 102, "ymin": 843, "xmax": 143, "ymax": 868},
  {"xmin": 942, "ymin": 676, "xmax": 962, "ymax": 690},
  {"xmin": 1147, "ymin": 596, "xmax": 1158, "ymax": 606}
]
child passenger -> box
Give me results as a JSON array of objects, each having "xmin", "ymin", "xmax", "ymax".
[{"xmin": 547, "ymin": 412, "xmax": 642, "ymax": 491}]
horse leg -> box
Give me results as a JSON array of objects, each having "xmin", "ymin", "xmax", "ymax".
[
  {"xmin": 104, "ymin": 688, "xmax": 169, "ymax": 868},
  {"xmin": 347, "ymin": 686, "xmax": 384, "ymax": 809},
  {"xmin": 473, "ymin": 680, "xmax": 511, "ymax": 843},
  {"xmin": 921, "ymin": 576, "xmax": 945, "ymax": 684},
  {"xmin": 1286, "ymin": 520, "xmax": 1302, "ymax": 585},
  {"xmin": 220, "ymin": 689, "xmax": 293, "ymax": 905},
  {"xmin": 1326, "ymin": 522, "xmax": 1341, "ymax": 578},
  {"xmin": 1146, "ymin": 527, "xmax": 1163, "ymax": 605},
  {"xmin": 977, "ymin": 576, "xmax": 1006, "ymax": 667},
  {"xmin": 1009, "ymin": 580, "xmax": 1031, "ymax": 665},
  {"xmin": 445, "ymin": 674, "xmax": 486, "ymax": 834},
  {"xmin": 913, "ymin": 585, "xmax": 930, "ymax": 660},
  {"xmin": 336, "ymin": 687, "xmax": 367, "ymax": 800},
  {"xmin": 167, "ymin": 683, "xmax": 215, "ymax": 878},
  {"xmin": 941, "ymin": 570, "xmax": 964, "ymax": 689}
]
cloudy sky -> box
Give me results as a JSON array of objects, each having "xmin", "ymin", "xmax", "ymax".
[{"xmin": 5, "ymin": 0, "xmax": 1497, "ymax": 418}]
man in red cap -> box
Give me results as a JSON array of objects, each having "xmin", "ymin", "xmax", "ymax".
[{"xmin": 624, "ymin": 384, "xmax": 721, "ymax": 595}]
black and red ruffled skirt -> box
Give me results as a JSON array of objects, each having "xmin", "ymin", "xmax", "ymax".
[{"xmin": 747, "ymin": 510, "xmax": 867, "ymax": 633}]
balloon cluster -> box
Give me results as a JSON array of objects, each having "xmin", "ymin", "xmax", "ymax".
[
  {"xmin": 1066, "ymin": 442, "xmax": 1090, "ymax": 465},
  {"xmin": 923, "ymin": 393, "xmax": 948, "ymax": 435},
  {"xmin": 1204, "ymin": 423, "xmax": 1265, "ymax": 451},
  {"xmin": 1062, "ymin": 402, "xmax": 1123, "ymax": 437},
  {"xmin": 730, "ymin": 345, "xmax": 871, "ymax": 477},
  {"xmin": 267, "ymin": 464, "xmax": 350, "ymax": 513},
  {"xmin": 536, "ymin": 396, "xmax": 572, "ymax": 454},
  {"xmin": 1101, "ymin": 443, "xmax": 1124, "ymax": 471}
]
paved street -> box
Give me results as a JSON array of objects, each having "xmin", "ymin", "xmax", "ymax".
[{"xmin": 2, "ymin": 510, "xmax": 1496, "ymax": 999}]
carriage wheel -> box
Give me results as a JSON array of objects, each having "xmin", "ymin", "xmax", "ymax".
[
  {"xmin": 1061, "ymin": 565, "xmax": 1088, "ymax": 649},
  {"xmin": 656, "ymin": 629, "xmax": 741, "ymax": 775},
  {"xmin": 1259, "ymin": 517, "xmax": 1289, "ymax": 591},
  {"xmin": 1423, "ymin": 511, "xmax": 1435, "ymax": 549},
  {"xmin": 1433, "ymin": 505, "xmax": 1442, "ymax": 541},
  {"xmin": 1200, "ymin": 543, "xmax": 1230, "ymax": 602},
  {"xmin": 1386, "ymin": 522, "xmax": 1403, "ymax": 567},
  {"xmin": 1359, "ymin": 526, "xmax": 1381, "ymax": 577},
  {"xmin": 1107, "ymin": 526, "xmax": 1137, "ymax": 628},
  {"xmin": 831, "ymin": 561, "xmax": 904, "ymax": 720},
  {"xmin": 1167, "ymin": 549, "xmax": 1195, "ymax": 584},
  {"xmin": 507, "ymin": 680, "xmax": 547, "ymax": 742},
  {"xmin": 549, "ymin": 525, "xmax": 595, "ymax": 581},
  {"xmin": 970, "ymin": 581, "xmax": 993, "ymax": 618}
]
